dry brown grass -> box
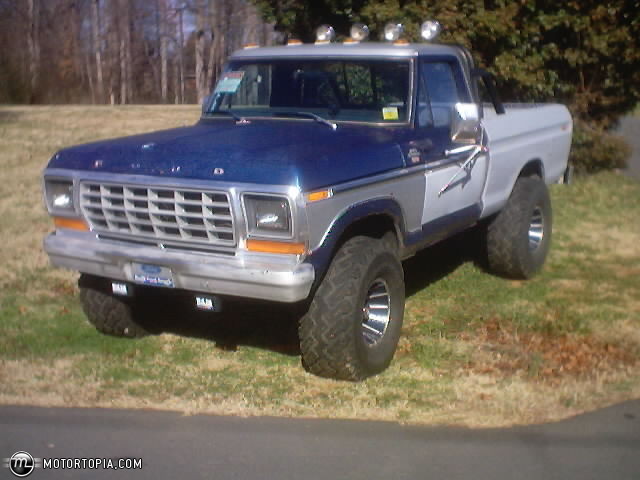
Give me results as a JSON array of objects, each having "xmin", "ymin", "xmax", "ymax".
[{"xmin": 0, "ymin": 105, "xmax": 639, "ymax": 427}]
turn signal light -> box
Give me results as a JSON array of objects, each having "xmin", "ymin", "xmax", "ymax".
[
  {"xmin": 53, "ymin": 217, "xmax": 89, "ymax": 231},
  {"xmin": 306, "ymin": 189, "xmax": 332, "ymax": 202},
  {"xmin": 246, "ymin": 239, "xmax": 306, "ymax": 255}
]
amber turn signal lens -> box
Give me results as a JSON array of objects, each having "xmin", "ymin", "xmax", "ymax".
[
  {"xmin": 53, "ymin": 217, "xmax": 89, "ymax": 231},
  {"xmin": 246, "ymin": 239, "xmax": 306, "ymax": 255},
  {"xmin": 306, "ymin": 190, "xmax": 332, "ymax": 202}
]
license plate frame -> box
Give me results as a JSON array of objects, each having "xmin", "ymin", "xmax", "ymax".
[{"xmin": 131, "ymin": 263, "xmax": 175, "ymax": 288}]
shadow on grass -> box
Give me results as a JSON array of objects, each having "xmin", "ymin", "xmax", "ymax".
[
  {"xmin": 403, "ymin": 226, "xmax": 488, "ymax": 298},
  {"xmin": 132, "ymin": 292, "xmax": 304, "ymax": 356},
  {"xmin": 81, "ymin": 227, "xmax": 488, "ymax": 358}
]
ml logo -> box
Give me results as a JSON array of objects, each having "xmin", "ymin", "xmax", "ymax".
[{"xmin": 7, "ymin": 451, "xmax": 36, "ymax": 477}]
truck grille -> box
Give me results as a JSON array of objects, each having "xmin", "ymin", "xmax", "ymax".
[{"xmin": 79, "ymin": 182, "xmax": 235, "ymax": 249}]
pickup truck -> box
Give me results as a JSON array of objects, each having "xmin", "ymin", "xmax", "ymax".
[{"xmin": 42, "ymin": 22, "xmax": 572, "ymax": 381}]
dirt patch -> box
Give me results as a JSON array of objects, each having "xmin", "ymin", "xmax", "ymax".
[{"xmin": 463, "ymin": 320, "xmax": 638, "ymax": 382}]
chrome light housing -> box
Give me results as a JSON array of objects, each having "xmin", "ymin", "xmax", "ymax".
[
  {"xmin": 315, "ymin": 25, "xmax": 336, "ymax": 43},
  {"xmin": 421, "ymin": 20, "xmax": 442, "ymax": 41},
  {"xmin": 44, "ymin": 178, "xmax": 75, "ymax": 214},
  {"xmin": 383, "ymin": 23, "xmax": 404, "ymax": 41},
  {"xmin": 243, "ymin": 194, "xmax": 292, "ymax": 238},
  {"xmin": 350, "ymin": 23, "xmax": 370, "ymax": 41}
]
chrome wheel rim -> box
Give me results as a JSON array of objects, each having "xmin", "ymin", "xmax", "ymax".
[
  {"xmin": 528, "ymin": 206, "xmax": 544, "ymax": 251},
  {"xmin": 362, "ymin": 279, "xmax": 391, "ymax": 346}
]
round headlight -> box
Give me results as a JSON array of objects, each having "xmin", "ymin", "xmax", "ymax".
[
  {"xmin": 315, "ymin": 25, "xmax": 336, "ymax": 43},
  {"xmin": 350, "ymin": 23, "xmax": 370, "ymax": 42},
  {"xmin": 383, "ymin": 23, "xmax": 404, "ymax": 42},
  {"xmin": 421, "ymin": 20, "xmax": 442, "ymax": 41}
]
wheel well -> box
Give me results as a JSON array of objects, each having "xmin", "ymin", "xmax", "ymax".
[
  {"xmin": 519, "ymin": 159, "xmax": 544, "ymax": 180},
  {"xmin": 337, "ymin": 214, "xmax": 399, "ymax": 253}
]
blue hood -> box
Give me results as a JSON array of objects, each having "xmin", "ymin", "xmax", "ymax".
[{"xmin": 47, "ymin": 119, "xmax": 408, "ymax": 191}]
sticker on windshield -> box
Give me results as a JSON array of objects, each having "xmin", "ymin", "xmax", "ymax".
[
  {"xmin": 382, "ymin": 107, "xmax": 399, "ymax": 120},
  {"xmin": 214, "ymin": 71, "xmax": 245, "ymax": 94}
]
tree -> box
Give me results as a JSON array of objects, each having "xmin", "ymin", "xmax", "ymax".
[
  {"xmin": 27, "ymin": 0, "xmax": 41, "ymax": 102},
  {"xmin": 91, "ymin": 0, "xmax": 104, "ymax": 103},
  {"xmin": 158, "ymin": 0, "xmax": 169, "ymax": 103},
  {"xmin": 0, "ymin": 0, "xmax": 274, "ymax": 104},
  {"xmin": 252, "ymin": 0, "xmax": 640, "ymax": 128},
  {"xmin": 251, "ymin": 0, "xmax": 367, "ymax": 42}
]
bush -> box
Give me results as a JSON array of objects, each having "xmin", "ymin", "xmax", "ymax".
[{"xmin": 570, "ymin": 122, "xmax": 630, "ymax": 174}]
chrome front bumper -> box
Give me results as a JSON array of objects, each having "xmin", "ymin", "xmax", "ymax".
[{"xmin": 44, "ymin": 231, "xmax": 315, "ymax": 303}]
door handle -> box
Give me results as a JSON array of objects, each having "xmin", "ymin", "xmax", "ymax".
[{"xmin": 444, "ymin": 144, "xmax": 479, "ymax": 157}]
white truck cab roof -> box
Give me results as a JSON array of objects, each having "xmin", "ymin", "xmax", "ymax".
[{"xmin": 230, "ymin": 42, "xmax": 465, "ymax": 60}]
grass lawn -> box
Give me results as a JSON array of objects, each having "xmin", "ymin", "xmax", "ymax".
[{"xmin": 0, "ymin": 105, "xmax": 638, "ymax": 427}]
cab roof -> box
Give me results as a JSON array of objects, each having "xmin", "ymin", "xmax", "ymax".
[{"xmin": 230, "ymin": 42, "xmax": 465, "ymax": 61}]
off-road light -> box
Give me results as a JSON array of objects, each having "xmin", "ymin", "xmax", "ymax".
[
  {"xmin": 350, "ymin": 23, "xmax": 370, "ymax": 41},
  {"xmin": 315, "ymin": 25, "xmax": 335, "ymax": 43},
  {"xmin": 383, "ymin": 23, "xmax": 404, "ymax": 41},
  {"xmin": 421, "ymin": 20, "xmax": 442, "ymax": 41}
]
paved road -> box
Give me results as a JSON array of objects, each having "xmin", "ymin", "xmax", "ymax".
[
  {"xmin": 618, "ymin": 116, "xmax": 640, "ymax": 180},
  {"xmin": 1, "ymin": 401, "xmax": 639, "ymax": 480}
]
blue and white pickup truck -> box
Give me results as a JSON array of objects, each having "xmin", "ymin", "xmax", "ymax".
[{"xmin": 42, "ymin": 22, "xmax": 572, "ymax": 380}]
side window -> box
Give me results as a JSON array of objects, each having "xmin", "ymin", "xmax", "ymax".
[
  {"xmin": 417, "ymin": 69, "xmax": 433, "ymax": 128},
  {"xmin": 421, "ymin": 62, "xmax": 460, "ymax": 128}
]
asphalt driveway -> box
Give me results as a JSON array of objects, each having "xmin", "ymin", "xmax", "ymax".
[{"xmin": 2, "ymin": 401, "xmax": 639, "ymax": 480}]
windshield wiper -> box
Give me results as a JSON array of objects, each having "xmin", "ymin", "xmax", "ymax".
[{"xmin": 275, "ymin": 111, "xmax": 337, "ymax": 131}]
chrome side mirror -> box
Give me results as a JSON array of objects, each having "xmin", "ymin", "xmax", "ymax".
[{"xmin": 450, "ymin": 103, "xmax": 480, "ymax": 144}]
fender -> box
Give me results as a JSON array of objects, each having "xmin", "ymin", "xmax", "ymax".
[{"xmin": 304, "ymin": 198, "xmax": 405, "ymax": 283}]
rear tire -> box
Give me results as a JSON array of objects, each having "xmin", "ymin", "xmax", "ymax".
[
  {"xmin": 79, "ymin": 275, "xmax": 149, "ymax": 338},
  {"xmin": 486, "ymin": 176, "xmax": 552, "ymax": 279},
  {"xmin": 299, "ymin": 236, "xmax": 405, "ymax": 381}
]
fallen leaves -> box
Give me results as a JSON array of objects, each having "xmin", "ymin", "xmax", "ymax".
[{"xmin": 463, "ymin": 319, "xmax": 638, "ymax": 382}]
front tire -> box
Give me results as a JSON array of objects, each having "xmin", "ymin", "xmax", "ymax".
[
  {"xmin": 299, "ymin": 236, "xmax": 405, "ymax": 381},
  {"xmin": 79, "ymin": 275, "xmax": 149, "ymax": 338},
  {"xmin": 486, "ymin": 176, "xmax": 552, "ymax": 279}
]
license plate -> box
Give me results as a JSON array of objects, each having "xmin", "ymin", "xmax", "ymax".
[{"xmin": 131, "ymin": 263, "xmax": 174, "ymax": 288}]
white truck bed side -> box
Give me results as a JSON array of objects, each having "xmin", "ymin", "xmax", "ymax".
[{"xmin": 480, "ymin": 104, "xmax": 573, "ymax": 218}]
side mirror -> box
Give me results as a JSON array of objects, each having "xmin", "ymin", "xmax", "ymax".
[
  {"xmin": 201, "ymin": 94, "xmax": 212, "ymax": 115},
  {"xmin": 450, "ymin": 103, "xmax": 480, "ymax": 144}
]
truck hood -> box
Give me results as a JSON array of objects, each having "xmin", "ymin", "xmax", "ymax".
[{"xmin": 47, "ymin": 119, "xmax": 407, "ymax": 191}]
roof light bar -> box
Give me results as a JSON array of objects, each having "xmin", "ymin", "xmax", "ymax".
[
  {"xmin": 349, "ymin": 23, "xmax": 370, "ymax": 42},
  {"xmin": 421, "ymin": 20, "xmax": 442, "ymax": 41},
  {"xmin": 383, "ymin": 23, "xmax": 404, "ymax": 42},
  {"xmin": 315, "ymin": 25, "xmax": 335, "ymax": 43}
]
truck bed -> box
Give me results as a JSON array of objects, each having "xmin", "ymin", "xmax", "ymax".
[{"xmin": 480, "ymin": 103, "xmax": 573, "ymax": 218}]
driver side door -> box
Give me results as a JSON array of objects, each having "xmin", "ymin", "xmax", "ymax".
[{"xmin": 417, "ymin": 60, "xmax": 488, "ymax": 227}]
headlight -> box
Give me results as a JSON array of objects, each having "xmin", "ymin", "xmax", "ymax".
[
  {"xmin": 44, "ymin": 179, "xmax": 75, "ymax": 213},
  {"xmin": 243, "ymin": 194, "xmax": 292, "ymax": 237}
]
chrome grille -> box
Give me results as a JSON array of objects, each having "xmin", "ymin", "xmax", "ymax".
[{"xmin": 79, "ymin": 182, "xmax": 235, "ymax": 248}]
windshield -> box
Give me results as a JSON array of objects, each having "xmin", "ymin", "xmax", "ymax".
[{"xmin": 204, "ymin": 59, "xmax": 411, "ymax": 124}]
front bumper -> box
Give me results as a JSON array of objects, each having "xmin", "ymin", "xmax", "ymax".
[{"xmin": 44, "ymin": 231, "xmax": 315, "ymax": 303}]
